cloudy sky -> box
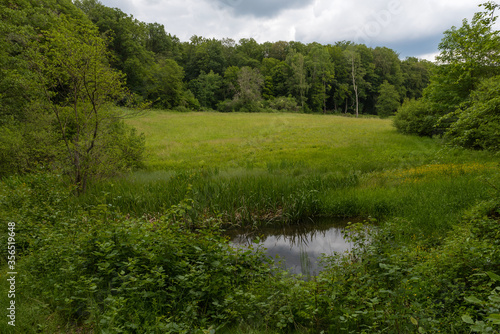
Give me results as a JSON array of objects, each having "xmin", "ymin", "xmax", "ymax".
[{"xmin": 98, "ymin": 0, "xmax": 487, "ymax": 60}]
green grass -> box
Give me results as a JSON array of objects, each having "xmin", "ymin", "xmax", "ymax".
[
  {"xmin": 3, "ymin": 110, "xmax": 500, "ymax": 333},
  {"xmin": 79, "ymin": 110, "xmax": 500, "ymax": 237},
  {"xmin": 125, "ymin": 110, "xmax": 442, "ymax": 171}
]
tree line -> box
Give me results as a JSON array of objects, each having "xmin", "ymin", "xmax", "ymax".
[{"xmin": 73, "ymin": 0, "xmax": 434, "ymax": 115}]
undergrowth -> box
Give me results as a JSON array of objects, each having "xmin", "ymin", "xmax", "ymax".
[{"xmin": 1, "ymin": 172, "xmax": 500, "ymax": 333}]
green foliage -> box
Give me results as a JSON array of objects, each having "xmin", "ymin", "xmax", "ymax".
[
  {"xmin": 306, "ymin": 44, "xmax": 335, "ymax": 113},
  {"xmin": 2, "ymin": 0, "xmax": 434, "ymax": 118},
  {"xmin": 401, "ymin": 57, "xmax": 434, "ymax": 100},
  {"xmin": 26, "ymin": 15, "xmax": 145, "ymax": 191},
  {"xmin": 1, "ymin": 175, "xmax": 315, "ymax": 333},
  {"xmin": 396, "ymin": 2, "xmax": 500, "ymax": 153},
  {"xmin": 373, "ymin": 47, "xmax": 404, "ymax": 97},
  {"xmin": 217, "ymin": 67, "xmax": 265, "ymax": 113},
  {"xmin": 189, "ymin": 70, "xmax": 224, "ymax": 110},
  {"xmin": 2, "ymin": 110, "xmax": 500, "ymax": 333},
  {"xmin": 145, "ymin": 58, "xmax": 187, "ymax": 109},
  {"xmin": 393, "ymin": 98, "xmax": 438, "ymax": 137},
  {"xmin": 443, "ymin": 75, "xmax": 500, "ymax": 151},
  {"xmin": 183, "ymin": 36, "xmax": 227, "ymax": 81},
  {"xmin": 462, "ymin": 272, "xmax": 500, "ymax": 333},
  {"xmin": 266, "ymin": 96, "xmax": 300, "ymax": 113},
  {"xmin": 376, "ymin": 80, "xmax": 400, "ymax": 118},
  {"xmin": 437, "ymin": 1, "xmax": 500, "ymax": 88},
  {"xmin": 314, "ymin": 198, "xmax": 500, "ymax": 333},
  {"xmin": 286, "ymin": 51, "xmax": 309, "ymax": 111}
]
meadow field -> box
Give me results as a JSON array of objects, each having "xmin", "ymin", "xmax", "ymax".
[
  {"xmin": 83, "ymin": 110, "xmax": 498, "ymax": 235},
  {"xmin": 2, "ymin": 110, "xmax": 500, "ymax": 333}
]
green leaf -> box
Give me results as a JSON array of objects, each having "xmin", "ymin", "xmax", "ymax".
[
  {"xmin": 465, "ymin": 296, "xmax": 484, "ymax": 305},
  {"xmin": 410, "ymin": 316, "xmax": 419, "ymax": 326},
  {"xmin": 487, "ymin": 314, "xmax": 500, "ymax": 325},
  {"xmin": 488, "ymin": 294, "xmax": 500, "ymax": 303},
  {"xmin": 462, "ymin": 314, "xmax": 474, "ymax": 324},
  {"xmin": 487, "ymin": 271, "xmax": 500, "ymax": 282}
]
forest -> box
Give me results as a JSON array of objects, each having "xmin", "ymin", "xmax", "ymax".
[{"xmin": 1, "ymin": 0, "xmax": 500, "ymax": 333}]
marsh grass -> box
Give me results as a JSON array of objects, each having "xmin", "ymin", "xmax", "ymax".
[{"xmin": 79, "ymin": 110, "xmax": 500, "ymax": 239}]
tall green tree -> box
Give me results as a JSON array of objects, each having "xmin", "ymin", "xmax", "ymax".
[
  {"xmin": 260, "ymin": 58, "xmax": 290, "ymax": 98},
  {"xmin": 74, "ymin": 0, "xmax": 156, "ymax": 97},
  {"xmin": 235, "ymin": 38, "xmax": 264, "ymax": 67},
  {"xmin": 145, "ymin": 22, "xmax": 182, "ymax": 60},
  {"xmin": 306, "ymin": 44, "xmax": 335, "ymax": 113},
  {"xmin": 431, "ymin": 1, "xmax": 500, "ymax": 113},
  {"xmin": 183, "ymin": 36, "xmax": 227, "ymax": 81},
  {"xmin": 443, "ymin": 75, "xmax": 500, "ymax": 151},
  {"xmin": 145, "ymin": 59, "xmax": 188, "ymax": 109},
  {"xmin": 328, "ymin": 44, "xmax": 352, "ymax": 113},
  {"xmin": 376, "ymin": 81, "xmax": 400, "ymax": 118},
  {"xmin": 286, "ymin": 51, "xmax": 309, "ymax": 111},
  {"xmin": 373, "ymin": 47, "xmax": 404, "ymax": 96},
  {"xmin": 0, "ymin": 0, "xmax": 94, "ymax": 175},
  {"xmin": 189, "ymin": 70, "xmax": 224, "ymax": 109},
  {"xmin": 234, "ymin": 67, "xmax": 265, "ymax": 112},
  {"xmin": 30, "ymin": 16, "xmax": 136, "ymax": 192},
  {"xmin": 401, "ymin": 57, "xmax": 433, "ymax": 100}
]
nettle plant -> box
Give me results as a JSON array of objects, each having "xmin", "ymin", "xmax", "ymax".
[{"xmin": 462, "ymin": 271, "xmax": 500, "ymax": 333}]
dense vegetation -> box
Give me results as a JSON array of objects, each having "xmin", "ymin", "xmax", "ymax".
[
  {"xmin": 2, "ymin": 113, "xmax": 500, "ymax": 333},
  {"xmin": 1, "ymin": 0, "xmax": 500, "ymax": 333},
  {"xmin": 0, "ymin": 0, "xmax": 435, "ymax": 178},
  {"xmin": 394, "ymin": 1, "xmax": 500, "ymax": 152}
]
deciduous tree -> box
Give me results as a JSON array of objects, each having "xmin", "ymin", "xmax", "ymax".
[{"xmin": 30, "ymin": 17, "xmax": 134, "ymax": 192}]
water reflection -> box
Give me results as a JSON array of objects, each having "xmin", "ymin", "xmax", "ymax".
[{"xmin": 226, "ymin": 218, "xmax": 357, "ymax": 277}]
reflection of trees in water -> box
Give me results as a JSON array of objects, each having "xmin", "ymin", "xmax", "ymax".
[
  {"xmin": 299, "ymin": 246, "xmax": 312, "ymax": 279},
  {"xmin": 227, "ymin": 217, "xmax": 358, "ymax": 247},
  {"xmin": 226, "ymin": 217, "xmax": 363, "ymax": 278}
]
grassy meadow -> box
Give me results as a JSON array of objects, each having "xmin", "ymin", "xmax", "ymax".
[
  {"xmin": 2, "ymin": 110, "xmax": 500, "ymax": 333},
  {"xmin": 83, "ymin": 110, "xmax": 498, "ymax": 236}
]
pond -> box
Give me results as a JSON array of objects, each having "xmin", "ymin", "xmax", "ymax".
[{"xmin": 225, "ymin": 217, "xmax": 359, "ymax": 278}]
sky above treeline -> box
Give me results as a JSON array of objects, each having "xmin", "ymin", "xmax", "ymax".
[{"xmin": 98, "ymin": 0, "xmax": 487, "ymax": 61}]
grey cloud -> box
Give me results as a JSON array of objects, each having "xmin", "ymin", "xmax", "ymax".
[
  {"xmin": 212, "ymin": 0, "xmax": 315, "ymax": 18},
  {"xmin": 99, "ymin": 0, "xmax": 136, "ymax": 13},
  {"xmin": 383, "ymin": 34, "xmax": 444, "ymax": 59}
]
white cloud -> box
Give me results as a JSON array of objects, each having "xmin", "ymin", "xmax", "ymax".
[{"xmin": 418, "ymin": 51, "xmax": 440, "ymax": 62}]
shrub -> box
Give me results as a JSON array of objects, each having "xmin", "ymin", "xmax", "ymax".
[
  {"xmin": 266, "ymin": 96, "xmax": 300, "ymax": 112},
  {"xmin": 17, "ymin": 201, "xmax": 276, "ymax": 332},
  {"xmin": 443, "ymin": 75, "xmax": 500, "ymax": 151},
  {"xmin": 393, "ymin": 98, "xmax": 441, "ymax": 137}
]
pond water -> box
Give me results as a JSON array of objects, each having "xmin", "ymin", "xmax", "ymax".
[{"xmin": 225, "ymin": 218, "xmax": 358, "ymax": 278}]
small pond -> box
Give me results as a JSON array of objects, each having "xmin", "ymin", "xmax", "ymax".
[{"xmin": 225, "ymin": 217, "xmax": 360, "ymax": 278}]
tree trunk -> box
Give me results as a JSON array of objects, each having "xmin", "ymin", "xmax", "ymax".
[
  {"xmin": 352, "ymin": 56, "xmax": 359, "ymax": 118},
  {"xmin": 323, "ymin": 80, "xmax": 327, "ymax": 114}
]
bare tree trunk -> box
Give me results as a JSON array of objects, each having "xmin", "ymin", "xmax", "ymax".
[
  {"xmin": 323, "ymin": 80, "xmax": 327, "ymax": 114},
  {"xmin": 352, "ymin": 56, "xmax": 359, "ymax": 118}
]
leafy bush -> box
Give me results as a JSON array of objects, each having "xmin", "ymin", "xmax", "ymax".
[
  {"xmin": 376, "ymin": 81, "xmax": 400, "ymax": 118},
  {"xmin": 17, "ymin": 198, "xmax": 277, "ymax": 332},
  {"xmin": 216, "ymin": 99, "xmax": 264, "ymax": 113},
  {"xmin": 393, "ymin": 98, "xmax": 440, "ymax": 137},
  {"xmin": 316, "ymin": 198, "xmax": 500, "ymax": 333},
  {"xmin": 443, "ymin": 75, "xmax": 500, "ymax": 151},
  {"xmin": 266, "ymin": 96, "xmax": 300, "ymax": 112}
]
